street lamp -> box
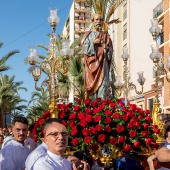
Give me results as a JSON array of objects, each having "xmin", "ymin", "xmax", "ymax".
[
  {"xmin": 114, "ymin": 47, "xmax": 146, "ymax": 105},
  {"xmin": 149, "ymin": 18, "xmax": 170, "ymax": 141},
  {"xmin": 27, "ymin": 9, "xmax": 73, "ymax": 118}
]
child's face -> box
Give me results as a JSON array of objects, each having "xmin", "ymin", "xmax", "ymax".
[{"xmin": 166, "ymin": 132, "xmax": 170, "ymax": 143}]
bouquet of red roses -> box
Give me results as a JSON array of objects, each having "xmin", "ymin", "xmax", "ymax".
[{"xmin": 57, "ymin": 97, "xmax": 159, "ymax": 152}]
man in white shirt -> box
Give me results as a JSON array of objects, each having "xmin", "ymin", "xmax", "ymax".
[
  {"xmin": 32, "ymin": 118, "xmax": 89, "ymax": 170},
  {"xmin": 25, "ymin": 141, "xmax": 47, "ymax": 170},
  {"xmin": 0, "ymin": 116, "xmax": 30, "ymax": 170}
]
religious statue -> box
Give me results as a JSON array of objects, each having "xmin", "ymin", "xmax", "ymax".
[{"xmin": 81, "ymin": 14, "xmax": 113, "ymax": 99}]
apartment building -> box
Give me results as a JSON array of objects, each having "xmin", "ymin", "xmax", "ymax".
[
  {"xmin": 62, "ymin": 0, "xmax": 92, "ymax": 102},
  {"xmin": 155, "ymin": 0, "xmax": 170, "ymax": 119},
  {"xmin": 112, "ymin": 0, "xmax": 162, "ymax": 112}
]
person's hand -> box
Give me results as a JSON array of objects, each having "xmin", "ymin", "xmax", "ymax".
[
  {"xmin": 72, "ymin": 160, "xmax": 90, "ymax": 170},
  {"xmin": 93, "ymin": 38, "xmax": 100, "ymax": 44},
  {"xmin": 147, "ymin": 154, "xmax": 157, "ymax": 164}
]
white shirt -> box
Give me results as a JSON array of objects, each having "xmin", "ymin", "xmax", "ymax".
[
  {"xmin": 32, "ymin": 150, "xmax": 72, "ymax": 170},
  {"xmin": 0, "ymin": 139, "xmax": 30, "ymax": 170},
  {"xmin": 24, "ymin": 137, "xmax": 37, "ymax": 152},
  {"xmin": 25, "ymin": 142, "xmax": 47, "ymax": 170}
]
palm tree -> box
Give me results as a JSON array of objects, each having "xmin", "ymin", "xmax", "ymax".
[
  {"xmin": 87, "ymin": 0, "xmax": 126, "ymax": 30},
  {"xmin": 0, "ymin": 41, "xmax": 19, "ymax": 72},
  {"xmin": 0, "ymin": 74, "xmax": 27, "ymax": 127},
  {"xmin": 26, "ymin": 88, "xmax": 50, "ymax": 121}
]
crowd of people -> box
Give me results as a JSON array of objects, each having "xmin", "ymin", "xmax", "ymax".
[{"xmin": 0, "ymin": 117, "xmax": 92, "ymax": 170}]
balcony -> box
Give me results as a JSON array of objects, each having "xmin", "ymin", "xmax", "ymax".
[{"xmin": 153, "ymin": 1, "xmax": 163, "ymax": 18}]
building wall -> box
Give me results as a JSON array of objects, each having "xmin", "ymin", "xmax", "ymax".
[
  {"xmin": 163, "ymin": 0, "xmax": 170, "ymax": 108},
  {"xmin": 113, "ymin": 0, "xmax": 162, "ymax": 108}
]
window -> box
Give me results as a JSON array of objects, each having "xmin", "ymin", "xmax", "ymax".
[
  {"xmin": 123, "ymin": 23, "xmax": 127, "ymax": 40},
  {"xmin": 123, "ymin": 3, "xmax": 127, "ymax": 20}
]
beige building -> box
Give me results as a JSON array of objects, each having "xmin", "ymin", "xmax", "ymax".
[{"xmin": 112, "ymin": 0, "xmax": 162, "ymax": 111}]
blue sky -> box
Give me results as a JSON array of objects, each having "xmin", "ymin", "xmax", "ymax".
[{"xmin": 0, "ymin": 0, "xmax": 73, "ymax": 104}]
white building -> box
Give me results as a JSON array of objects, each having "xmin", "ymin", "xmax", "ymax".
[{"xmin": 112, "ymin": 0, "xmax": 162, "ymax": 109}]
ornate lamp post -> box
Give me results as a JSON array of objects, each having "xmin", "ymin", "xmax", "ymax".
[
  {"xmin": 27, "ymin": 9, "xmax": 73, "ymax": 118},
  {"xmin": 149, "ymin": 18, "xmax": 170, "ymax": 141},
  {"xmin": 114, "ymin": 47, "xmax": 146, "ymax": 105}
]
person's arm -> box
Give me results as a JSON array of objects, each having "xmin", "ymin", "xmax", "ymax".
[
  {"xmin": 155, "ymin": 147, "xmax": 170, "ymax": 162},
  {"xmin": 147, "ymin": 155, "xmax": 156, "ymax": 170}
]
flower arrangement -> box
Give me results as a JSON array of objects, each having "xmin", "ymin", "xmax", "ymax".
[
  {"xmin": 33, "ymin": 97, "xmax": 160, "ymax": 153},
  {"xmin": 58, "ymin": 97, "xmax": 160, "ymax": 152},
  {"xmin": 32, "ymin": 110, "xmax": 51, "ymax": 143}
]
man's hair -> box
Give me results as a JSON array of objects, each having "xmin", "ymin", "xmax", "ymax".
[
  {"xmin": 28, "ymin": 123, "xmax": 35, "ymax": 132},
  {"xmin": 165, "ymin": 125, "xmax": 170, "ymax": 138},
  {"xmin": 44, "ymin": 118, "xmax": 62, "ymax": 130},
  {"xmin": 12, "ymin": 116, "xmax": 28, "ymax": 127},
  {"xmin": 0, "ymin": 134, "xmax": 4, "ymax": 139}
]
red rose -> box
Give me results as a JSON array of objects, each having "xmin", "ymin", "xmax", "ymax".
[
  {"xmin": 113, "ymin": 112, "xmax": 120, "ymax": 119},
  {"xmin": 127, "ymin": 111, "xmax": 134, "ymax": 117},
  {"xmin": 102, "ymin": 99, "xmax": 108, "ymax": 105},
  {"xmin": 84, "ymin": 136, "xmax": 91, "ymax": 143},
  {"xmin": 146, "ymin": 116, "xmax": 152, "ymax": 123},
  {"xmin": 143, "ymin": 123, "xmax": 149, "ymax": 130},
  {"xmin": 83, "ymin": 98, "xmax": 91, "ymax": 106},
  {"xmin": 133, "ymin": 141, "xmax": 141, "ymax": 148},
  {"xmin": 82, "ymin": 129, "xmax": 89, "ymax": 136},
  {"xmin": 99, "ymin": 104, "xmax": 105, "ymax": 110},
  {"xmin": 105, "ymin": 110, "xmax": 112, "ymax": 116},
  {"xmin": 93, "ymin": 108, "xmax": 101, "ymax": 114},
  {"xmin": 67, "ymin": 102, "xmax": 73, "ymax": 108},
  {"xmin": 151, "ymin": 125, "xmax": 158, "ymax": 129},
  {"xmin": 141, "ymin": 131, "xmax": 149, "ymax": 137},
  {"xmin": 154, "ymin": 128, "xmax": 160, "ymax": 134},
  {"xmin": 95, "ymin": 125, "xmax": 102, "ymax": 131},
  {"xmin": 38, "ymin": 119, "xmax": 44, "ymax": 126},
  {"xmin": 98, "ymin": 134, "xmax": 106, "ymax": 142},
  {"xmin": 118, "ymin": 100, "xmax": 124, "ymax": 107},
  {"xmin": 109, "ymin": 102, "xmax": 116, "ymax": 109},
  {"xmin": 119, "ymin": 136, "xmax": 125, "ymax": 143},
  {"xmin": 61, "ymin": 120, "xmax": 66, "ymax": 126},
  {"xmin": 80, "ymin": 120, "xmax": 87, "ymax": 127},
  {"xmin": 85, "ymin": 108, "xmax": 91, "ymax": 114},
  {"xmin": 96, "ymin": 98, "xmax": 101, "ymax": 102},
  {"xmin": 85, "ymin": 115, "xmax": 92, "ymax": 122},
  {"xmin": 145, "ymin": 138, "xmax": 152, "ymax": 145},
  {"xmin": 123, "ymin": 144, "xmax": 132, "ymax": 152},
  {"xmin": 73, "ymin": 105, "xmax": 80, "ymax": 112},
  {"xmin": 72, "ymin": 138, "xmax": 79, "ymax": 146},
  {"xmin": 105, "ymin": 125, "xmax": 111, "ymax": 132},
  {"xmin": 77, "ymin": 98, "xmax": 82, "ymax": 104},
  {"xmin": 70, "ymin": 127, "xmax": 77, "ymax": 136},
  {"xmin": 129, "ymin": 130, "xmax": 137, "ymax": 138},
  {"xmin": 129, "ymin": 104, "xmax": 136, "ymax": 111},
  {"xmin": 91, "ymin": 101, "xmax": 97, "ymax": 107},
  {"xmin": 110, "ymin": 137, "xmax": 118, "ymax": 145},
  {"xmin": 69, "ymin": 113, "xmax": 76, "ymax": 119},
  {"xmin": 116, "ymin": 124, "xmax": 124, "ymax": 133},
  {"xmin": 69, "ymin": 120, "xmax": 76, "ymax": 127},
  {"xmin": 89, "ymin": 127, "xmax": 96, "ymax": 134},
  {"xmin": 94, "ymin": 115, "xmax": 102, "ymax": 122},
  {"xmin": 104, "ymin": 117, "xmax": 111, "ymax": 124},
  {"xmin": 59, "ymin": 111, "xmax": 65, "ymax": 119},
  {"xmin": 122, "ymin": 114, "xmax": 128, "ymax": 122},
  {"xmin": 122, "ymin": 107, "xmax": 127, "ymax": 112},
  {"xmin": 135, "ymin": 121, "xmax": 141, "ymax": 128},
  {"xmin": 138, "ymin": 115, "xmax": 143, "ymax": 119},
  {"xmin": 145, "ymin": 110, "xmax": 150, "ymax": 114},
  {"xmin": 78, "ymin": 112, "xmax": 85, "ymax": 120}
]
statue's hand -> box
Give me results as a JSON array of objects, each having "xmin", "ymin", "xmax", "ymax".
[{"xmin": 93, "ymin": 38, "xmax": 100, "ymax": 44}]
